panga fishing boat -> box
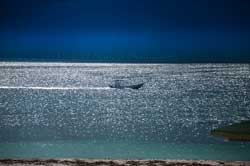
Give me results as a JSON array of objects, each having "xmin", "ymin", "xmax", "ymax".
[
  {"xmin": 109, "ymin": 80, "xmax": 144, "ymax": 89},
  {"xmin": 211, "ymin": 120, "xmax": 250, "ymax": 141}
]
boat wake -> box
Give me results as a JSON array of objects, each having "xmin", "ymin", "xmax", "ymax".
[{"xmin": 0, "ymin": 86, "xmax": 111, "ymax": 90}]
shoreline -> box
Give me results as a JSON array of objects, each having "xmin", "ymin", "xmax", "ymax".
[{"xmin": 0, "ymin": 159, "xmax": 249, "ymax": 166}]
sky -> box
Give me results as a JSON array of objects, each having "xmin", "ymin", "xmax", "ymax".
[{"xmin": 0, "ymin": 0, "xmax": 250, "ymax": 62}]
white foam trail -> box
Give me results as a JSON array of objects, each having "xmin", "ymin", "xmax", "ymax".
[{"xmin": 0, "ymin": 86, "xmax": 111, "ymax": 90}]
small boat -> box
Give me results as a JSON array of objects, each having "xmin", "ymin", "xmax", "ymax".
[{"xmin": 109, "ymin": 80, "xmax": 144, "ymax": 89}]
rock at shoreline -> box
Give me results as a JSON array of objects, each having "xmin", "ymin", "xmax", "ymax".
[{"xmin": 211, "ymin": 121, "xmax": 250, "ymax": 141}]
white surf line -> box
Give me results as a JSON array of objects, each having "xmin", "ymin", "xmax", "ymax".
[{"xmin": 0, "ymin": 86, "xmax": 111, "ymax": 90}]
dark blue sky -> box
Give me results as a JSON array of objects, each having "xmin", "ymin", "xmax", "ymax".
[{"xmin": 0, "ymin": 0, "xmax": 250, "ymax": 62}]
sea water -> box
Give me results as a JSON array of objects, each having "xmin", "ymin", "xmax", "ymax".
[{"xmin": 0, "ymin": 62, "xmax": 250, "ymax": 160}]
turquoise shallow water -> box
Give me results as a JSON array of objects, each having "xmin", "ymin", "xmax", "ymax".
[
  {"xmin": 0, "ymin": 140, "xmax": 250, "ymax": 160},
  {"xmin": 0, "ymin": 63, "xmax": 250, "ymax": 160}
]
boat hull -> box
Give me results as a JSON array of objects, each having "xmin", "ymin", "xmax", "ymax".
[{"xmin": 109, "ymin": 83, "xmax": 144, "ymax": 89}]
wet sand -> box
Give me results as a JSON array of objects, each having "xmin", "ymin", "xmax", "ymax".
[{"xmin": 0, "ymin": 159, "xmax": 249, "ymax": 166}]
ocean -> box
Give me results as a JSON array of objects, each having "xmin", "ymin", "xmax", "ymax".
[{"xmin": 0, "ymin": 62, "xmax": 250, "ymax": 160}]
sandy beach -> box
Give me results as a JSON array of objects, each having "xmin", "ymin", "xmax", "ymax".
[{"xmin": 0, "ymin": 159, "xmax": 250, "ymax": 166}]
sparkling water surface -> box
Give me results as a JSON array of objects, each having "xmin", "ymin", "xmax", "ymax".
[{"xmin": 0, "ymin": 62, "xmax": 250, "ymax": 160}]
